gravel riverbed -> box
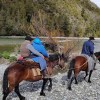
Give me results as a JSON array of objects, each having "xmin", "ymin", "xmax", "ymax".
[{"xmin": 0, "ymin": 62, "xmax": 100, "ymax": 100}]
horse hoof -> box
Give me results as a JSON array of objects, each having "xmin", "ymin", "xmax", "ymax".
[
  {"xmin": 20, "ymin": 96, "xmax": 25, "ymax": 100},
  {"xmin": 88, "ymin": 80, "xmax": 91, "ymax": 83},
  {"xmin": 48, "ymin": 86, "xmax": 52, "ymax": 91},
  {"xmin": 67, "ymin": 87, "xmax": 72, "ymax": 90},
  {"xmin": 40, "ymin": 92, "xmax": 46, "ymax": 96},
  {"xmin": 75, "ymin": 82, "xmax": 78, "ymax": 84}
]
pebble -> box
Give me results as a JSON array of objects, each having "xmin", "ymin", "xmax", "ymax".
[{"xmin": 0, "ymin": 63, "xmax": 100, "ymax": 100}]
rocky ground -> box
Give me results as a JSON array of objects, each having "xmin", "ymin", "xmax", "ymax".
[{"xmin": 0, "ymin": 61, "xmax": 100, "ymax": 100}]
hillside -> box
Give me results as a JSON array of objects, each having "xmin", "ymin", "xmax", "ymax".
[{"xmin": 0, "ymin": 0, "xmax": 100, "ymax": 37}]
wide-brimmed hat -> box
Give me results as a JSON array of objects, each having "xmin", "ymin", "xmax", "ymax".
[
  {"xmin": 25, "ymin": 36, "xmax": 33, "ymax": 41},
  {"xmin": 89, "ymin": 36, "xmax": 95, "ymax": 40}
]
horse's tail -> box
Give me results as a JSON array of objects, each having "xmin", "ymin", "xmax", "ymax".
[
  {"xmin": 67, "ymin": 58, "xmax": 75, "ymax": 79},
  {"xmin": 2, "ymin": 68, "xmax": 9, "ymax": 94}
]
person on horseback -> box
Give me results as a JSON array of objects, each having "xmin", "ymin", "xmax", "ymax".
[
  {"xmin": 81, "ymin": 36, "xmax": 96, "ymax": 70},
  {"xmin": 19, "ymin": 36, "xmax": 47, "ymax": 76},
  {"xmin": 31, "ymin": 37, "xmax": 49, "ymax": 76}
]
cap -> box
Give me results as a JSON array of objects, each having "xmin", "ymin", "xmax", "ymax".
[{"xmin": 25, "ymin": 36, "xmax": 33, "ymax": 41}]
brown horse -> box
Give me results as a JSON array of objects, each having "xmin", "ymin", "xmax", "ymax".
[
  {"xmin": 67, "ymin": 52, "xmax": 100, "ymax": 90},
  {"xmin": 2, "ymin": 53, "xmax": 66, "ymax": 100}
]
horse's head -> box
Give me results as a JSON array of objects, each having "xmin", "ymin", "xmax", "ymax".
[
  {"xmin": 94, "ymin": 51, "xmax": 100, "ymax": 62},
  {"xmin": 49, "ymin": 53, "xmax": 65, "ymax": 69}
]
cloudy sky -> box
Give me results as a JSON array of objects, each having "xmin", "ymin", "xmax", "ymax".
[{"xmin": 90, "ymin": 0, "xmax": 100, "ymax": 8}]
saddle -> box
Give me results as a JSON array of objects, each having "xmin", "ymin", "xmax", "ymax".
[{"xmin": 17, "ymin": 57, "xmax": 50, "ymax": 77}]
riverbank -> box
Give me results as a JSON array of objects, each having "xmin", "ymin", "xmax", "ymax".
[{"xmin": 0, "ymin": 62, "xmax": 100, "ymax": 100}]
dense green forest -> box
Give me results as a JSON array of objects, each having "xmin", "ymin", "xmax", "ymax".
[{"xmin": 0, "ymin": 0, "xmax": 100, "ymax": 37}]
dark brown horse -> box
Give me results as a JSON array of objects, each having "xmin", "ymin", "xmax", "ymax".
[
  {"xmin": 67, "ymin": 52, "xmax": 100, "ymax": 90},
  {"xmin": 2, "ymin": 53, "xmax": 66, "ymax": 100}
]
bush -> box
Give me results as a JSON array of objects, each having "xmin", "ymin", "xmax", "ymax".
[
  {"xmin": 2, "ymin": 51, "xmax": 10, "ymax": 59},
  {"xmin": 0, "ymin": 53, "xmax": 2, "ymax": 58},
  {"xmin": 9, "ymin": 56, "xmax": 17, "ymax": 62}
]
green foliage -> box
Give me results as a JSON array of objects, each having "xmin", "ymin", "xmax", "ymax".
[
  {"xmin": 0, "ymin": 53, "xmax": 2, "ymax": 58},
  {"xmin": 2, "ymin": 51, "xmax": 10, "ymax": 59},
  {"xmin": 9, "ymin": 56, "xmax": 17, "ymax": 62},
  {"xmin": 0, "ymin": 0, "xmax": 100, "ymax": 37},
  {"xmin": 0, "ymin": 51, "xmax": 17, "ymax": 62}
]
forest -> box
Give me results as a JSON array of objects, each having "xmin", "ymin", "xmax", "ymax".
[{"xmin": 0, "ymin": 0, "xmax": 100, "ymax": 37}]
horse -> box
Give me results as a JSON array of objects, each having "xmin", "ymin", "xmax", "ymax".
[
  {"xmin": 2, "ymin": 53, "xmax": 66, "ymax": 100},
  {"xmin": 94, "ymin": 51, "xmax": 100, "ymax": 62},
  {"xmin": 67, "ymin": 51, "xmax": 100, "ymax": 90}
]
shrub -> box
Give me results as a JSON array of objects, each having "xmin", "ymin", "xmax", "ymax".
[
  {"xmin": 9, "ymin": 56, "xmax": 17, "ymax": 62},
  {"xmin": 0, "ymin": 53, "xmax": 2, "ymax": 58},
  {"xmin": 2, "ymin": 51, "xmax": 10, "ymax": 59}
]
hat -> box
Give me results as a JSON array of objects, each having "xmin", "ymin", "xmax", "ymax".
[
  {"xmin": 25, "ymin": 36, "xmax": 33, "ymax": 41},
  {"xmin": 89, "ymin": 36, "xmax": 95, "ymax": 40}
]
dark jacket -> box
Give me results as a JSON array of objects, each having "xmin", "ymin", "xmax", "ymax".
[{"xmin": 81, "ymin": 40, "xmax": 94, "ymax": 56}]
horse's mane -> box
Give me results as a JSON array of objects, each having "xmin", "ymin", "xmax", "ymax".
[
  {"xmin": 94, "ymin": 51, "xmax": 100, "ymax": 56},
  {"xmin": 49, "ymin": 53, "xmax": 60, "ymax": 61}
]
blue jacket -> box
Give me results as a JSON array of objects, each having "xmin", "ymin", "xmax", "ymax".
[
  {"xmin": 31, "ymin": 37, "xmax": 48, "ymax": 71},
  {"xmin": 81, "ymin": 40, "xmax": 94, "ymax": 56},
  {"xmin": 31, "ymin": 37, "xmax": 49, "ymax": 57}
]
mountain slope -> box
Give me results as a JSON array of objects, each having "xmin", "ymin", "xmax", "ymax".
[{"xmin": 0, "ymin": 0, "xmax": 100, "ymax": 37}]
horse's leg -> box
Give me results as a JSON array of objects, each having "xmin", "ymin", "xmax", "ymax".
[
  {"xmin": 67, "ymin": 76, "xmax": 74, "ymax": 90},
  {"xmin": 3, "ymin": 85, "xmax": 14, "ymax": 100},
  {"xmin": 74, "ymin": 71, "xmax": 78, "ymax": 84},
  {"xmin": 48, "ymin": 78, "xmax": 52, "ymax": 91},
  {"xmin": 15, "ymin": 84, "xmax": 25, "ymax": 100},
  {"xmin": 67, "ymin": 58, "xmax": 75, "ymax": 90},
  {"xmin": 84, "ymin": 71, "xmax": 88, "ymax": 79},
  {"xmin": 93, "ymin": 63, "xmax": 96, "ymax": 70},
  {"xmin": 88, "ymin": 70, "xmax": 93, "ymax": 83},
  {"xmin": 2, "ymin": 91, "xmax": 9, "ymax": 100},
  {"xmin": 40, "ymin": 78, "xmax": 48, "ymax": 96},
  {"xmin": 74, "ymin": 76, "xmax": 78, "ymax": 84}
]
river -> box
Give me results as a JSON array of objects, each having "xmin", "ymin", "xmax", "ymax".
[{"xmin": 0, "ymin": 37, "xmax": 100, "ymax": 53}]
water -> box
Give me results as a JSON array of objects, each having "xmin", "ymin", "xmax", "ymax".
[
  {"xmin": 0, "ymin": 37, "xmax": 24, "ymax": 53},
  {"xmin": 94, "ymin": 40, "xmax": 100, "ymax": 52},
  {"xmin": 0, "ymin": 37, "xmax": 100, "ymax": 53},
  {"xmin": 0, "ymin": 38, "xmax": 24, "ymax": 45}
]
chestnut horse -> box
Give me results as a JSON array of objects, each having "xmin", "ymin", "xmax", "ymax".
[
  {"xmin": 67, "ymin": 52, "xmax": 100, "ymax": 90},
  {"xmin": 2, "ymin": 53, "xmax": 66, "ymax": 100}
]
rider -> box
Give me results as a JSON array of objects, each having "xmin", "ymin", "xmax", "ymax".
[
  {"xmin": 31, "ymin": 37, "xmax": 49, "ymax": 76},
  {"xmin": 81, "ymin": 36, "xmax": 96, "ymax": 70},
  {"xmin": 19, "ymin": 36, "xmax": 47, "ymax": 76}
]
